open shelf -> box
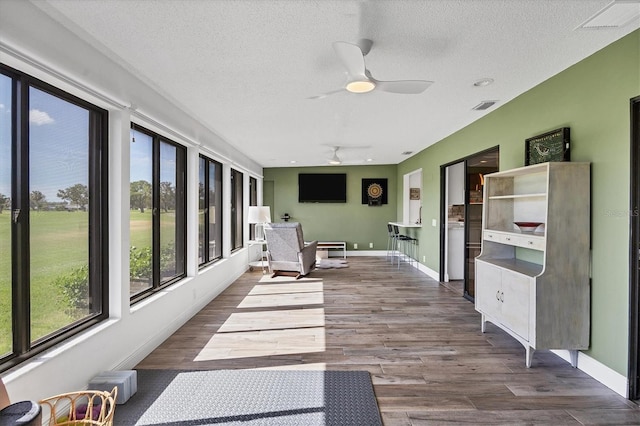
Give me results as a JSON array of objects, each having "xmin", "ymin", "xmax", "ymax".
[
  {"xmin": 479, "ymin": 257, "xmax": 543, "ymax": 277},
  {"xmin": 489, "ymin": 193, "xmax": 546, "ymax": 200}
]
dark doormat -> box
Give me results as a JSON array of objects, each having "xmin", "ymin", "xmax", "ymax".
[{"xmin": 114, "ymin": 369, "xmax": 382, "ymax": 425}]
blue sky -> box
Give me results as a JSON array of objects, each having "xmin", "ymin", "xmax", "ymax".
[
  {"xmin": 130, "ymin": 129, "xmax": 153, "ymax": 184},
  {"xmin": 1, "ymin": 76, "xmax": 178, "ymax": 203},
  {"xmin": 130, "ymin": 128, "xmax": 178, "ymax": 185},
  {"xmin": 1, "ymin": 78, "xmax": 89, "ymax": 201},
  {"xmin": 29, "ymin": 87, "xmax": 89, "ymax": 200},
  {"xmin": 0, "ymin": 74, "xmax": 10, "ymax": 199}
]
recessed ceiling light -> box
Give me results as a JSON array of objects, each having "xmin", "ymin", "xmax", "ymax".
[
  {"xmin": 473, "ymin": 78, "xmax": 494, "ymax": 87},
  {"xmin": 366, "ymin": 158, "xmax": 373, "ymax": 162},
  {"xmin": 290, "ymin": 160, "xmax": 297, "ymax": 164}
]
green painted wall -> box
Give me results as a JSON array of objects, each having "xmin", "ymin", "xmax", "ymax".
[
  {"xmin": 263, "ymin": 165, "xmax": 397, "ymax": 251},
  {"xmin": 262, "ymin": 31, "xmax": 638, "ymax": 375},
  {"xmin": 398, "ymin": 30, "xmax": 640, "ymax": 375}
]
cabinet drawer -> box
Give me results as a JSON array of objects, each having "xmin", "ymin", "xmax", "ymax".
[
  {"xmin": 483, "ymin": 231, "xmax": 502, "ymax": 242},
  {"xmin": 483, "ymin": 231, "xmax": 517, "ymax": 245},
  {"xmin": 483, "ymin": 231, "xmax": 544, "ymax": 250},
  {"xmin": 513, "ymin": 235, "xmax": 544, "ymax": 250}
]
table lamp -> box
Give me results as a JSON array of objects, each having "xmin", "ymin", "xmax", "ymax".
[{"xmin": 248, "ymin": 206, "xmax": 271, "ymax": 240}]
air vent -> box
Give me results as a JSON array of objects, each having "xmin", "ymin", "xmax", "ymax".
[
  {"xmin": 577, "ymin": 0, "xmax": 640, "ymax": 29},
  {"xmin": 472, "ymin": 100, "xmax": 498, "ymax": 111},
  {"xmin": 401, "ymin": 151, "xmax": 413, "ymax": 155}
]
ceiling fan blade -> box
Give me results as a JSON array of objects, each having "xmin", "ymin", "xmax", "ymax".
[
  {"xmin": 341, "ymin": 159, "xmax": 367, "ymax": 165},
  {"xmin": 332, "ymin": 41, "xmax": 367, "ymax": 79},
  {"xmin": 375, "ymin": 80, "xmax": 433, "ymax": 94},
  {"xmin": 307, "ymin": 89, "xmax": 344, "ymax": 100}
]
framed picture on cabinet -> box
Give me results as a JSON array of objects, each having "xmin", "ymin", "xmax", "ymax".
[{"xmin": 525, "ymin": 127, "xmax": 570, "ymax": 165}]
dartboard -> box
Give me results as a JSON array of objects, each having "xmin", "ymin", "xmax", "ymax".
[{"xmin": 367, "ymin": 183, "xmax": 383, "ymax": 199}]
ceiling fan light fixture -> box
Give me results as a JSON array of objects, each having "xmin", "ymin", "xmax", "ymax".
[{"xmin": 346, "ymin": 80, "xmax": 376, "ymax": 93}]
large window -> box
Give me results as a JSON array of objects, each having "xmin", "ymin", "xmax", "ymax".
[
  {"xmin": 0, "ymin": 65, "xmax": 108, "ymax": 370},
  {"xmin": 129, "ymin": 125, "xmax": 186, "ymax": 302},
  {"xmin": 230, "ymin": 169, "xmax": 243, "ymax": 251},
  {"xmin": 198, "ymin": 155, "xmax": 223, "ymax": 266}
]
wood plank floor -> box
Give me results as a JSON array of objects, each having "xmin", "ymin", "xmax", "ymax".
[{"xmin": 136, "ymin": 257, "xmax": 640, "ymax": 425}]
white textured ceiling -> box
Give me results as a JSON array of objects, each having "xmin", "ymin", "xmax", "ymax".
[{"xmin": 33, "ymin": 0, "xmax": 639, "ymax": 168}]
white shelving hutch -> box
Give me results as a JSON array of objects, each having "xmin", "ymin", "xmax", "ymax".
[{"xmin": 475, "ymin": 162, "xmax": 590, "ymax": 367}]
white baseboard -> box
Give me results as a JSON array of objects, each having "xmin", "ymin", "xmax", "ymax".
[
  {"xmin": 551, "ymin": 349, "xmax": 628, "ymax": 397},
  {"xmin": 342, "ymin": 250, "xmax": 387, "ymax": 257},
  {"xmin": 339, "ymin": 251, "xmax": 441, "ymax": 281},
  {"xmin": 417, "ymin": 262, "xmax": 439, "ymax": 281}
]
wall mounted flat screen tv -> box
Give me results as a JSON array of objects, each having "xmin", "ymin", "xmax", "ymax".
[{"xmin": 298, "ymin": 173, "xmax": 347, "ymax": 203}]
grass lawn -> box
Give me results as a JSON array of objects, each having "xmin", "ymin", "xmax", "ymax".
[{"xmin": 0, "ymin": 209, "xmax": 177, "ymax": 355}]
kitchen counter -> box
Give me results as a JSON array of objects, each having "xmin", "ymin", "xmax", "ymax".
[{"xmin": 389, "ymin": 221, "xmax": 422, "ymax": 228}]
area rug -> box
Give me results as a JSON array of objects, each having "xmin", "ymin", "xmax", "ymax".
[
  {"xmin": 114, "ymin": 369, "xmax": 382, "ymax": 426},
  {"xmin": 315, "ymin": 259, "xmax": 349, "ymax": 269}
]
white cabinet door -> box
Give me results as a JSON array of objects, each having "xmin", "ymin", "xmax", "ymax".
[
  {"xmin": 477, "ymin": 261, "xmax": 531, "ymax": 341},
  {"xmin": 501, "ymin": 269, "xmax": 531, "ymax": 340},
  {"xmin": 476, "ymin": 261, "xmax": 502, "ymax": 319}
]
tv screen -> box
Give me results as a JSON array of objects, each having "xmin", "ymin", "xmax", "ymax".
[{"xmin": 298, "ymin": 173, "xmax": 347, "ymax": 203}]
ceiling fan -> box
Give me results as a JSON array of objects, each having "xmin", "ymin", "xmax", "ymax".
[
  {"xmin": 326, "ymin": 145, "xmax": 371, "ymax": 165},
  {"xmin": 311, "ymin": 39, "xmax": 433, "ymax": 99},
  {"xmin": 328, "ymin": 146, "xmax": 343, "ymax": 165}
]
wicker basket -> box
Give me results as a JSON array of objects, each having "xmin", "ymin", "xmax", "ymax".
[{"xmin": 39, "ymin": 387, "xmax": 117, "ymax": 426}]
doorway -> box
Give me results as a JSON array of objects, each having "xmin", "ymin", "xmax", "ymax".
[
  {"xmin": 263, "ymin": 180, "xmax": 275, "ymax": 220},
  {"xmin": 628, "ymin": 95, "xmax": 640, "ymax": 400},
  {"xmin": 440, "ymin": 147, "xmax": 499, "ymax": 301}
]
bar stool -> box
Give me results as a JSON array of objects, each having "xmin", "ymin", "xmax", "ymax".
[
  {"xmin": 403, "ymin": 234, "xmax": 418, "ymax": 268},
  {"xmin": 407, "ymin": 236, "xmax": 418, "ymax": 267},
  {"xmin": 389, "ymin": 224, "xmax": 405, "ymax": 265},
  {"xmin": 392, "ymin": 225, "xmax": 417, "ymax": 268},
  {"xmin": 386, "ymin": 224, "xmax": 398, "ymax": 262}
]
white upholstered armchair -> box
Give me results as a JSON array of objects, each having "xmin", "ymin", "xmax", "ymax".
[{"xmin": 264, "ymin": 222, "xmax": 317, "ymax": 279}]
